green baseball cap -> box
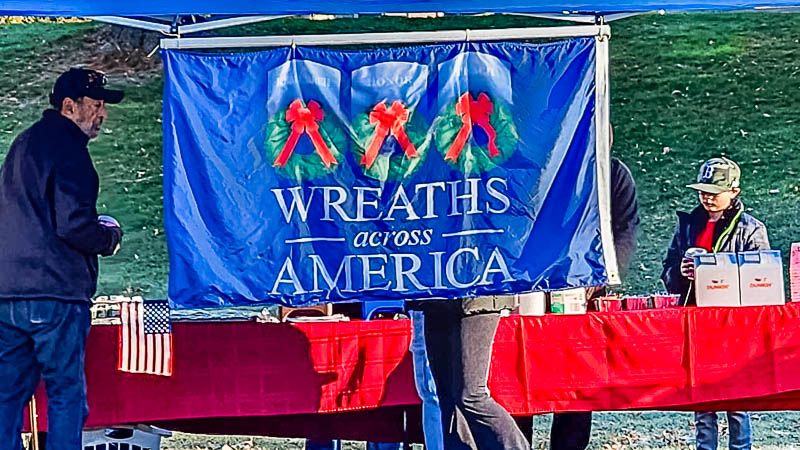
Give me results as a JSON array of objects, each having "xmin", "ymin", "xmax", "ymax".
[{"xmin": 686, "ymin": 157, "xmax": 741, "ymax": 194}]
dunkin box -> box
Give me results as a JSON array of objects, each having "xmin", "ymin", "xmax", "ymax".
[
  {"xmin": 737, "ymin": 250, "xmax": 785, "ymax": 306},
  {"xmin": 694, "ymin": 252, "xmax": 740, "ymax": 307}
]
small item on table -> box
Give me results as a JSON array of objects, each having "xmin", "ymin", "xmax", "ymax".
[
  {"xmin": 651, "ymin": 293, "xmax": 680, "ymax": 309},
  {"xmin": 623, "ymin": 295, "xmax": 650, "ymax": 311},
  {"xmin": 517, "ymin": 291, "xmax": 546, "ymax": 316},
  {"xmin": 593, "ymin": 295, "xmax": 622, "ymax": 312},
  {"xmin": 550, "ymin": 288, "xmax": 587, "ymax": 315}
]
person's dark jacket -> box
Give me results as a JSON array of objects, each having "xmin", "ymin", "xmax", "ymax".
[
  {"xmin": 661, "ymin": 197, "xmax": 769, "ymax": 305},
  {"xmin": 610, "ymin": 158, "xmax": 639, "ymax": 279},
  {"xmin": 432, "ymin": 158, "xmax": 640, "ymax": 313},
  {"xmin": 0, "ymin": 109, "xmax": 122, "ymax": 303}
]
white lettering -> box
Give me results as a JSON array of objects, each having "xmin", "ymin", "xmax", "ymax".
[
  {"xmin": 309, "ymin": 254, "xmax": 355, "ymax": 293},
  {"xmin": 384, "ymin": 185, "xmax": 420, "ymax": 221},
  {"xmin": 271, "ymin": 257, "xmax": 306, "ymax": 295},
  {"xmin": 414, "ymin": 182, "xmax": 446, "ymax": 219},
  {"xmin": 354, "ymin": 186, "xmax": 383, "ymax": 221},
  {"xmin": 485, "ymin": 177, "xmax": 511, "ymax": 214},
  {"xmin": 271, "ymin": 187, "xmax": 315, "ymax": 223},
  {"xmin": 445, "ymin": 247, "xmax": 481, "ymax": 289},
  {"xmin": 430, "ymin": 251, "xmax": 446, "ymax": 289},
  {"xmin": 447, "ymin": 179, "xmax": 482, "ymax": 216},
  {"xmin": 359, "ymin": 254, "xmax": 390, "ymax": 290},
  {"xmin": 478, "ymin": 247, "xmax": 514, "ymax": 285},
  {"xmin": 391, "ymin": 254, "xmax": 426, "ymax": 291},
  {"xmin": 321, "ymin": 186, "xmax": 353, "ymax": 222}
]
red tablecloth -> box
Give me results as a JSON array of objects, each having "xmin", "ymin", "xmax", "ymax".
[{"xmin": 26, "ymin": 303, "xmax": 800, "ymax": 441}]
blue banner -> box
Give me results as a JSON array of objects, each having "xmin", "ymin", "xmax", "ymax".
[{"xmin": 163, "ymin": 39, "xmax": 605, "ymax": 308}]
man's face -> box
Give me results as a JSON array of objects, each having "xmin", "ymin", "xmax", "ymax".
[
  {"xmin": 62, "ymin": 96, "xmax": 107, "ymax": 139},
  {"xmin": 698, "ymin": 188, "xmax": 740, "ymax": 213}
]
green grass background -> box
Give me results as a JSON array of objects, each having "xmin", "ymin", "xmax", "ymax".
[{"xmin": 1, "ymin": 12, "xmax": 798, "ymax": 300}]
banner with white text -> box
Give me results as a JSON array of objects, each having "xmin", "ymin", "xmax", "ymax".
[{"xmin": 163, "ymin": 38, "xmax": 604, "ymax": 308}]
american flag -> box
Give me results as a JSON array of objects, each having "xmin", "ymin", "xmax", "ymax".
[{"xmin": 118, "ymin": 299, "xmax": 173, "ymax": 376}]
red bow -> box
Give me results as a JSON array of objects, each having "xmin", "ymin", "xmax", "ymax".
[
  {"xmin": 273, "ymin": 99, "xmax": 338, "ymax": 168},
  {"xmin": 445, "ymin": 93, "xmax": 500, "ymax": 162},
  {"xmin": 361, "ymin": 100, "xmax": 419, "ymax": 169}
]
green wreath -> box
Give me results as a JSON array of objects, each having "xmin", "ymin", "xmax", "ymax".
[
  {"xmin": 265, "ymin": 101, "xmax": 346, "ymax": 182},
  {"xmin": 434, "ymin": 93, "xmax": 518, "ymax": 174},
  {"xmin": 351, "ymin": 104, "xmax": 430, "ymax": 181}
]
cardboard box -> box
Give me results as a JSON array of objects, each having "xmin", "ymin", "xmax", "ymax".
[
  {"xmin": 517, "ymin": 292, "xmax": 546, "ymax": 316},
  {"xmin": 550, "ymin": 288, "xmax": 586, "ymax": 314},
  {"xmin": 694, "ymin": 252, "xmax": 740, "ymax": 307},
  {"xmin": 738, "ymin": 250, "xmax": 785, "ymax": 306}
]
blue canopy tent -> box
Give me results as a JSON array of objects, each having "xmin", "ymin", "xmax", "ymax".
[{"xmin": 2, "ymin": 0, "xmax": 800, "ymax": 15}]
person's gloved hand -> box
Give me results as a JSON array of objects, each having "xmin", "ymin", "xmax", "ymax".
[
  {"xmin": 98, "ymin": 215, "xmax": 123, "ymax": 256},
  {"xmin": 680, "ymin": 257, "xmax": 695, "ymax": 280},
  {"xmin": 98, "ymin": 214, "xmax": 120, "ymax": 228}
]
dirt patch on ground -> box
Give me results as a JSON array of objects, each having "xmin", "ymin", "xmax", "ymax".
[{"xmin": 81, "ymin": 25, "xmax": 163, "ymax": 76}]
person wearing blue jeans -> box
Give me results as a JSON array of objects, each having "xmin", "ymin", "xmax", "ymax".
[
  {"xmin": 409, "ymin": 310, "xmax": 443, "ymax": 450},
  {"xmin": 662, "ymin": 157, "xmax": 768, "ymax": 450},
  {"xmin": 0, "ymin": 301, "xmax": 91, "ymax": 450},
  {"xmin": 0, "ymin": 68, "xmax": 124, "ymax": 449},
  {"xmin": 695, "ymin": 412, "xmax": 751, "ymax": 450}
]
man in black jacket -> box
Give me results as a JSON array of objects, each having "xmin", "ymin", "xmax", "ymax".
[{"xmin": 0, "ymin": 68, "xmax": 124, "ymax": 450}]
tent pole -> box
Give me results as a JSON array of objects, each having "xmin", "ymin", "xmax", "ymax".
[
  {"xmin": 28, "ymin": 396, "xmax": 39, "ymax": 450},
  {"xmin": 177, "ymin": 15, "xmax": 293, "ymax": 35},
  {"xmin": 160, "ymin": 24, "xmax": 609, "ymax": 49},
  {"xmin": 594, "ymin": 17, "xmax": 620, "ymax": 285},
  {"xmin": 88, "ymin": 16, "xmax": 173, "ymax": 34}
]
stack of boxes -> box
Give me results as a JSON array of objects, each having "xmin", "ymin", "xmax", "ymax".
[
  {"xmin": 515, "ymin": 247, "xmax": 791, "ymax": 316},
  {"xmin": 693, "ymin": 250, "xmax": 786, "ymax": 307}
]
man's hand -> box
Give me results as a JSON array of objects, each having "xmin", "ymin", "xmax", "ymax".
[
  {"xmin": 98, "ymin": 214, "xmax": 120, "ymax": 228},
  {"xmin": 98, "ymin": 215, "xmax": 123, "ymax": 256},
  {"xmin": 680, "ymin": 257, "xmax": 695, "ymax": 280}
]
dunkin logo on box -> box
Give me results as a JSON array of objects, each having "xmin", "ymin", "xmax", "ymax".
[
  {"xmin": 706, "ymin": 279, "xmax": 731, "ymax": 290},
  {"xmin": 749, "ymin": 277, "xmax": 773, "ymax": 289}
]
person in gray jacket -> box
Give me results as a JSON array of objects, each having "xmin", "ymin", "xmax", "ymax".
[{"xmin": 661, "ymin": 156, "xmax": 769, "ymax": 450}]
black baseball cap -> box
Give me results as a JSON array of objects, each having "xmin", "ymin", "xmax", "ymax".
[{"xmin": 49, "ymin": 68, "xmax": 124, "ymax": 108}]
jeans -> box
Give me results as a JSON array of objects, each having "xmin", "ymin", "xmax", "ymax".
[
  {"xmin": 0, "ymin": 299, "xmax": 91, "ymax": 450},
  {"xmin": 550, "ymin": 412, "xmax": 592, "ymax": 450},
  {"xmin": 409, "ymin": 310, "xmax": 444, "ymax": 450},
  {"xmin": 423, "ymin": 301, "xmax": 529, "ymax": 450},
  {"xmin": 305, "ymin": 440, "xmax": 340, "ymax": 450},
  {"xmin": 695, "ymin": 411, "xmax": 751, "ymax": 450},
  {"xmin": 366, "ymin": 444, "xmax": 404, "ymax": 450}
]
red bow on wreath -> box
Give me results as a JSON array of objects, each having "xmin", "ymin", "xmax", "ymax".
[
  {"xmin": 445, "ymin": 92, "xmax": 500, "ymax": 162},
  {"xmin": 273, "ymin": 99, "xmax": 338, "ymax": 168},
  {"xmin": 361, "ymin": 100, "xmax": 419, "ymax": 169}
]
